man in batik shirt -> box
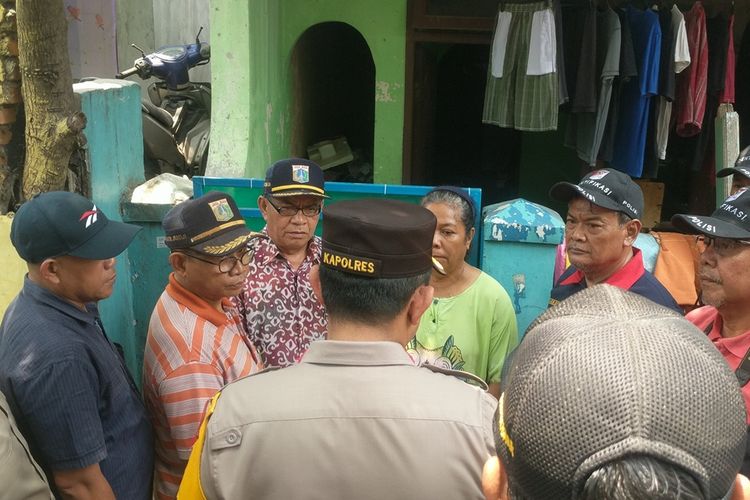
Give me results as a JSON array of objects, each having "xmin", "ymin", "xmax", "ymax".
[{"xmin": 234, "ymin": 158, "xmax": 328, "ymax": 367}]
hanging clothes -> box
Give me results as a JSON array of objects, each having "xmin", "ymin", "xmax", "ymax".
[
  {"xmin": 565, "ymin": 8, "xmax": 621, "ymax": 166},
  {"xmin": 719, "ymin": 15, "xmax": 735, "ymax": 104},
  {"xmin": 737, "ymin": 18, "xmax": 750, "ymax": 146},
  {"xmin": 690, "ymin": 11, "xmax": 729, "ymax": 172},
  {"xmin": 655, "ymin": 5, "xmax": 691, "ymax": 160},
  {"xmin": 598, "ymin": 7, "xmax": 638, "ymax": 164},
  {"xmin": 483, "ymin": 0, "xmax": 559, "ymax": 131},
  {"xmin": 675, "ymin": 2, "xmax": 708, "ymax": 138},
  {"xmin": 610, "ymin": 5, "xmax": 661, "ymax": 178}
]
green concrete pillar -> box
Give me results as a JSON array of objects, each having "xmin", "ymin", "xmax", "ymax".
[
  {"xmin": 74, "ymin": 78, "xmax": 144, "ymax": 377},
  {"xmin": 208, "ymin": 0, "xmax": 406, "ymax": 183}
]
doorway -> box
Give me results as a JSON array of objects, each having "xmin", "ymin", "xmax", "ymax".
[
  {"xmin": 290, "ymin": 22, "xmax": 375, "ymax": 182},
  {"xmin": 410, "ymin": 42, "xmax": 521, "ymax": 204}
]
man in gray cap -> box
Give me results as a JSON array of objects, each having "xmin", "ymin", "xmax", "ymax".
[
  {"xmin": 483, "ymin": 285, "xmax": 749, "ymax": 500},
  {"xmin": 549, "ymin": 168, "xmax": 680, "ymax": 312},
  {"xmin": 0, "ymin": 191, "xmax": 153, "ymax": 499},
  {"xmin": 672, "ymin": 187, "xmax": 750, "ymax": 475},
  {"xmin": 178, "ymin": 199, "xmax": 497, "ymax": 499},
  {"xmin": 717, "ymin": 145, "xmax": 750, "ymax": 196}
]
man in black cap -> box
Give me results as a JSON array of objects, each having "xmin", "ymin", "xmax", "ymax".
[
  {"xmin": 718, "ymin": 145, "xmax": 750, "ymax": 196},
  {"xmin": 672, "ymin": 187, "xmax": 750, "ymax": 475},
  {"xmin": 548, "ymin": 168, "xmax": 680, "ymax": 312},
  {"xmin": 0, "ymin": 191, "xmax": 153, "ymax": 499},
  {"xmin": 178, "ymin": 199, "xmax": 497, "ymax": 499},
  {"xmin": 234, "ymin": 158, "xmax": 329, "ymax": 368},
  {"xmin": 483, "ymin": 285, "xmax": 750, "ymax": 500},
  {"xmin": 142, "ymin": 192, "xmax": 263, "ymax": 500}
]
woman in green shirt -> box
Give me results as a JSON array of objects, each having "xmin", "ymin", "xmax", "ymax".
[{"xmin": 407, "ymin": 187, "xmax": 518, "ymax": 398}]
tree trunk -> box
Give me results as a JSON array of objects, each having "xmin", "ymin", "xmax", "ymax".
[{"xmin": 17, "ymin": 0, "xmax": 85, "ymax": 199}]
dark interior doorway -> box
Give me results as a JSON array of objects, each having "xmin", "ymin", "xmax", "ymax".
[
  {"xmin": 409, "ymin": 42, "xmax": 521, "ymax": 205},
  {"xmin": 291, "ymin": 22, "xmax": 375, "ymax": 182}
]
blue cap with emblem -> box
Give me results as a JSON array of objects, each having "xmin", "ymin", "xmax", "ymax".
[{"xmin": 162, "ymin": 191, "xmax": 253, "ymax": 256}]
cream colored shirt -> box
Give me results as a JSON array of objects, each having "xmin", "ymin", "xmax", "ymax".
[{"xmin": 188, "ymin": 340, "xmax": 497, "ymax": 500}]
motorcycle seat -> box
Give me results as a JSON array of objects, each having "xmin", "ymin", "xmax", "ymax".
[{"xmin": 142, "ymin": 100, "xmax": 174, "ymax": 129}]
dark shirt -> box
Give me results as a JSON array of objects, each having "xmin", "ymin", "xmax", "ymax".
[
  {"xmin": 549, "ymin": 249, "xmax": 681, "ymax": 314},
  {"xmin": 0, "ymin": 277, "xmax": 153, "ymax": 500}
]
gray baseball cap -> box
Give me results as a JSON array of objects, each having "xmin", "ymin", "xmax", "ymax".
[
  {"xmin": 672, "ymin": 187, "xmax": 750, "ymax": 239},
  {"xmin": 717, "ymin": 145, "xmax": 750, "ymax": 179},
  {"xmin": 497, "ymin": 285, "xmax": 747, "ymax": 500},
  {"xmin": 549, "ymin": 168, "xmax": 644, "ymax": 220}
]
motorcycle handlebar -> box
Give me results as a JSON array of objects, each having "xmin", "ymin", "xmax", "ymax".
[{"xmin": 116, "ymin": 66, "xmax": 139, "ymax": 79}]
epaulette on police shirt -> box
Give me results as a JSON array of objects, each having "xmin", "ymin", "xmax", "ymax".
[{"xmin": 421, "ymin": 364, "xmax": 489, "ymax": 392}]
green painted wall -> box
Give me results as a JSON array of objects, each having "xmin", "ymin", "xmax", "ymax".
[{"xmin": 208, "ymin": 0, "xmax": 406, "ymax": 183}]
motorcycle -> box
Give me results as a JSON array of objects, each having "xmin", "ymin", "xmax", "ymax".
[{"xmin": 116, "ymin": 28, "xmax": 211, "ymax": 178}]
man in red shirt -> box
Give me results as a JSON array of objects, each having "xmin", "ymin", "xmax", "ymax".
[
  {"xmin": 672, "ymin": 186, "xmax": 750, "ymax": 475},
  {"xmin": 234, "ymin": 158, "xmax": 329, "ymax": 367}
]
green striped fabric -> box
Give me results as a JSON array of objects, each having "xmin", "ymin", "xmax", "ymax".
[{"xmin": 483, "ymin": 1, "xmax": 559, "ymax": 131}]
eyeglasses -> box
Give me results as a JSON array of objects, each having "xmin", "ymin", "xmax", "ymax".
[
  {"xmin": 177, "ymin": 249, "xmax": 253, "ymax": 273},
  {"xmin": 695, "ymin": 235, "xmax": 750, "ymax": 256},
  {"xmin": 264, "ymin": 196, "xmax": 321, "ymax": 217}
]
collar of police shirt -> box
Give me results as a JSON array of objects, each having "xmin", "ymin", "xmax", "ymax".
[
  {"xmin": 301, "ymin": 340, "xmax": 489, "ymax": 389},
  {"xmin": 302, "ymin": 341, "xmax": 414, "ymax": 366}
]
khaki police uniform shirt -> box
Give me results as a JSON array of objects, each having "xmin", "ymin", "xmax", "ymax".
[
  {"xmin": 196, "ymin": 341, "xmax": 497, "ymax": 500},
  {"xmin": 0, "ymin": 391, "xmax": 54, "ymax": 500}
]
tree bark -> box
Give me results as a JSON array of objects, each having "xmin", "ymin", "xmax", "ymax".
[{"xmin": 17, "ymin": 0, "xmax": 85, "ymax": 199}]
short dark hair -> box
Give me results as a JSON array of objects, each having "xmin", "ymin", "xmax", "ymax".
[
  {"xmin": 421, "ymin": 189, "xmax": 474, "ymax": 233},
  {"xmin": 507, "ymin": 456, "xmax": 704, "ymax": 500},
  {"xmin": 319, "ymin": 266, "xmax": 430, "ymax": 324},
  {"xmin": 617, "ymin": 211, "xmax": 633, "ymax": 226},
  {"xmin": 580, "ymin": 456, "xmax": 704, "ymax": 500}
]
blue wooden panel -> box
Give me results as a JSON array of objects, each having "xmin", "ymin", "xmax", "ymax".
[{"xmin": 75, "ymin": 79, "xmax": 144, "ymax": 381}]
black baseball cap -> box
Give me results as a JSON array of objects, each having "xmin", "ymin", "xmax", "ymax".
[
  {"xmin": 263, "ymin": 158, "xmax": 328, "ymax": 198},
  {"xmin": 671, "ymin": 187, "xmax": 750, "ymax": 239},
  {"xmin": 321, "ymin": 199, "xmax": 442, "ymax": 278},
  {"xmin": 549, "ymin": 169, "xmax": 643, "ymax": 219},
  {"xmin": 10, "ymin": 191, "xmax": 141, "ymax": 263},
  {"xmin": 498, "ymin": 285, "xmax": 746, "ymax": 500},
  {"xmin": 163, "ymin": 191, "xmax": 253, "ymax": 256},
  {"xmin": 716, "ymin": 145, "xmax": 750, "ymax": 179}
]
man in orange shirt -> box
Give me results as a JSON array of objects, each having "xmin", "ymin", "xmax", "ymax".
[{"xmin": 143, "ymin": 192, "xmax": 262, "ymax": 500}]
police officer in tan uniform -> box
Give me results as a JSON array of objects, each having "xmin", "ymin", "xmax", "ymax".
[
  {"xmin": 0, "ymin": 390, "xmax": 54, "ymax": 499},
  {"xmin": 178, "ymin": 199, "xmax": 498, "ymax": 500}
]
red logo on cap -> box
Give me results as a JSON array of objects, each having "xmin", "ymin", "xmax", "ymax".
[{"xmin": 79, "ymin": 205, "xmax": 99, "ymax": 228}]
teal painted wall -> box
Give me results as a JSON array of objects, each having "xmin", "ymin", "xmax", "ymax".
[
  {"xmin": 75, "ymin": 79, "xmax": 145, "ymax": 376},
  {"xmin": 208, "ymin": 0, "xmax": 406, "ymax": 183}
]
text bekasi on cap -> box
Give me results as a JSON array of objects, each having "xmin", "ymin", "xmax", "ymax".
[
  {"xmin": 717, "ymin": 144, "xmax": 750, "ymax": 179},
  {"xmin": 162, "ymin": 191, "xmax": 253, "ymax": 256},
  {"xmin": 10, "ymin": 191, "xmax": 141, "ymax": 263},
  {"xmin": 497, "ymin": 285, "xmax": 746, "ymax": 500},
  {"xmin": 264, "ymin": 158, "xmax": 328, "ymax": 199},
  {"xmin": 549, "ymin": 168, "xmax": 644, "ymax": 219},
  {"xmin": 321, "ymin": 199, "xmax": 440, "ymax": 278},
  {"xmin": 671, "ymin": 187, "xmax": 750, "ymax": 239}
]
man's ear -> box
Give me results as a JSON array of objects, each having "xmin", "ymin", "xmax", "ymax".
[
  {"xmin": 38, "ymin": 259, "xmax": 61, "ymax": 285},
  {"xmin": 258, "ymin": 196, "xmax": 270, "ymax": 222},
  {"xmin": 731, "ymin": 474, "xmax": 750, "ymax": 500},
  {"xmin": 309, "ymin": 265, "xmax": 323, "ymax": 305},
  {"xmin": 624, "ymin": 219, "xmax": 642, "ymax": 246},
  {"xmin": 406, "ymin": 284, "xmax": 434, "ymax": 327},
  {"xmin": 482, "ymin": 456, "xmax": 509, "ymax": 500},
  {"xmin": 169, "ymin": 252, "xmax": 188, "ymax": 276}
]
